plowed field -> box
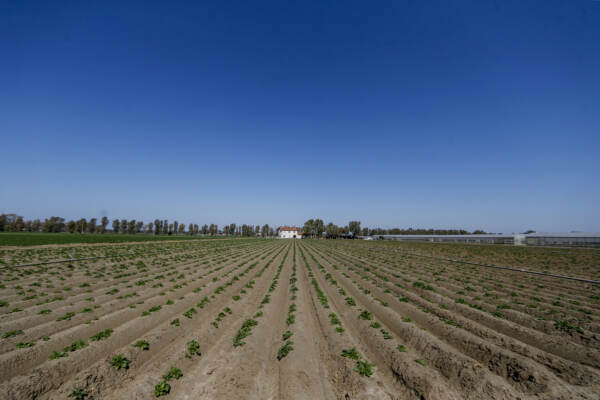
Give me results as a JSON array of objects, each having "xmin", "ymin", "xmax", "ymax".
[{"xmin": 1, "ymin": 239, "xmax": 598, "ymax": 399}]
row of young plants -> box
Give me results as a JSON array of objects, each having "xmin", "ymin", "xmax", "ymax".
[
  {"xmin": 336, "ymin": 241, "xmax": 598, "ymax": 322},
  {"xmin": 17, "ymin": 241, "xmax": 267, "ymax": 319},
  {"xmin": 0, "ymin": 242, "xmax": 270, "ymax": 356},
  {"xmin": 2, "ymin": 242, "xmax": 284, "ymax": 386},
  {"xmin": 368, "ymin": 239, "xmax": 600, "ymax": 280},
  {"xmin": 302, "ymin": 245, "xmax": 419, "ymax": 365},
  {"xmin": 303, "ymin": 243, "xmax": 524, "ymax": 399},
  {"xmin": 277, "ymin": 242, "xmax": 298, "ymax": 360},
  {"xmin": 173, "ymin": 243, "xmax": 286, "ymax": 327},
  {"xmin": 65, "ymin": 244, "xmax": 289, "ymax": 399},
  {"xmin": 327, "ymin": 241, "xmax": 598, "ymax": 342},
  {"xmin": 0, "ymin": 239, "xmax": 236, "ymax": 291},
  {"xmin": 208, "ymin": 243, "xmax": 288, "ymax": 329},
  {"xmin": 67, "ymin": 338, "xmax": 203, "ymax": 399},
  {"xmin": 0, "ymin": 239, "xmax": 263, "ymax": 310},
  {"xmin": 0, "ymin": 237, "xmax": 255, "ymax": 268},
  {"xmin": 0, "ymin": 240, "xmax": 261, "ymax": 325},
  {"xmin": 305, "ymin": 242, "xmax": 596, "ymax": 395},
  {"xmin": 233, "ymin": 244, "xmax": 291, "ymax": 347},
  {"xmin": 297, "ymin": 244, "xmax": 384, "ymax": 379},
  {"xmin": 151, "ymin": 338, "xmax": 204, "ymax": 397}
]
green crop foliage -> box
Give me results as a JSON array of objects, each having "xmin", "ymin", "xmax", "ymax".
[
  {"xmin": 380, "ymin": 329, "xmax": 393, "ymax": 339},
  {"xmin": 110, "ymin": 355, "xmax": 131, "ymax": 370},
  {"xmin": 354, "ymin": 360, "xmax": 376, "ymax": 377},
  {"xmin": 154, "ymin": 381, "xmax": 171, "ymax": 397},
  {"xmin": 555, "ymin": 320, "xmax": 584, "ymax": 334},
  {"xmin": 65, "ymin": 340, "xmax": 88, "ymax": 352},
  {"xmin": 282, "ymin": 331, "xmax": 293, "ymax": 340},
  {"xmin": 68, "ymin": 388, "xmax": 88, "ymax": 399},
  {"xmin": 163, "ymin": 366, "xmax": 183, "ymax": 381},
  {"xmin": 277, "ymin": 341, "xmax": 294, "ymax": 360},
  {"xmin": 133, "ymin": 340, "xmax": 150, "ymax": 350},
  {"xmin": 49, "ymin": 350, "xmax": 68, "ymax": 360},
  {"xmin": 341, "ymin": 347, "xmax": 362, "ymax": 360},
  {"xmin": 89, "ymin": 329, "xmax": 113, "ymax": 342},
  {"xmin": 358, "ymin": 310, "xmax": 373, "ymax": 320},
  {"xmin": 0, "ymin": 232, "xmax": 210, "ymax": 246},
  {"xmin": 396, "ymin": 344, "xmax": 407, "ymax": 352},
  {"xmin": 328, "ymin": 313, "xmax": 341, "ymax": 325},
  {"xmin": 233, "ymin": 319, "xmax": 258, "ymax": 347},
  {"xmin": 57, "ymin": 312, "xmax": 76, "ymax": 321},
  {"xmin": 2, "ymin": 329, "xmax": 24, "ymax": 339},
  {"xmin": 186, "ymin": 340, "xmax": 201, "ymax": 358},
  {"xmin": 16, "ymin": 341, "xmax": 36, "ymax": 348}
]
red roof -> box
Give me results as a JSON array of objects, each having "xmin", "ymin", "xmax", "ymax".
[{"xmin": 279, "ymin": 226, "xmax": 298, "ymax": 231}]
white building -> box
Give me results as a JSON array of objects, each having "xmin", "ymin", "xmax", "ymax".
[{"xmin": 278, "ymin": 226, "xmax": 303, "ymax": 239}]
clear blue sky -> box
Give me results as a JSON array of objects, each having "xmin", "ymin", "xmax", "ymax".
[{"xmin": 1, "ymin": 0, "xmax": 599, "ymax": 233}]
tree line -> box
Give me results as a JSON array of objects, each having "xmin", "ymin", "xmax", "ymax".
[
  {"xmin": 301, "ymin": 218, "xmax": 486, "ymax": 238},
  {"xmin": 0, "ymin": 213, "xmax": 486, "ymax": 238},
  {"xmin": 0, "ymin": 214, "xmax": 276, "ymax": 237}
]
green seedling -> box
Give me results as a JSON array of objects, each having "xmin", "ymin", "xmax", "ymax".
[
  {"xmin": 68, "ymin": 388, "xmax": 88, "ymax": 399},
  {"xmin": 163, "ymin": 366, "xmax": 183, "ymax": 381},
  {"xmin": 359, "ymin": 310, "xmax": 373, "ymax": 320},
  {"xmin": 133, "ymin": 340, "xmax": 149, "ymax": 350},
  {"xmin": 186, "ymin": 340, "xmax": 201, "ymax": 358},
  {"xmin": 154, "ymin": 381, "xmax": 171, "ymax": 397},
  {"xmin": 49, "ymin": 350, "xmax": 68, "ymax": 360},
  {"xmin": 110, "ymin": 355, "xmax": 130, "ymax": 370},
  {"xmin": 89, "ymin": 329, "xmax": 113, "ymax": 341},
  {"xmin": 355, "ymin": 360, "xmax": 375, "ymax": 377},
  {"xmin": 277, "ymin": 341, "xmax": 294, "ymax": 360},
  {"xmin": 65, "ymin": 339, "xmax": 88, "ymax": 352},
  {"xmin": 2, "ymin": 330, "xmax": 24, "ymax": 339},
  {"xmin": 341, "ymin": 347, "xmax": 362, "ymax": 360}
]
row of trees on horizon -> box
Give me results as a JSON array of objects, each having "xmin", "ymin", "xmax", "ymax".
[
  {"xmin": 301, "ymin": 218, "xmax": 486, "ymax": 238},
  {"xmin": 0, "ymin": 214, "xmax": 276, "ymax": 237},
  {"xmin": 0, "ymin": 213, "xmax": 488, "ymax": 238}
]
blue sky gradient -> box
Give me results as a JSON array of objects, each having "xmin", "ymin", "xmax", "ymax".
[{"xmin": 1, "ymin": 1, "xmax": 599, "ymax": 233}]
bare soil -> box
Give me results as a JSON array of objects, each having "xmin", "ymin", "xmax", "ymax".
[{"xmin": 1, "ymin": 239, "xmax": 598, "ymax": 399}]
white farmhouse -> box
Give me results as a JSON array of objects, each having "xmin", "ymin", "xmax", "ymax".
[{"xmin": 278, "ymin": 226, "xmax": 303, "ymax": 239}]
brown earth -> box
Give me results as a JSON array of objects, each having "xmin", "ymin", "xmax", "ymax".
[{"xmin": 1, "ymin": 238, "xmax": 599, "ymax": 399}]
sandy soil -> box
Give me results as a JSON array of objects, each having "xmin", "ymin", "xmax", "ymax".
[{"xmin": 0, "ymin": 239, "xmax": 598, "ymax": 399}]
